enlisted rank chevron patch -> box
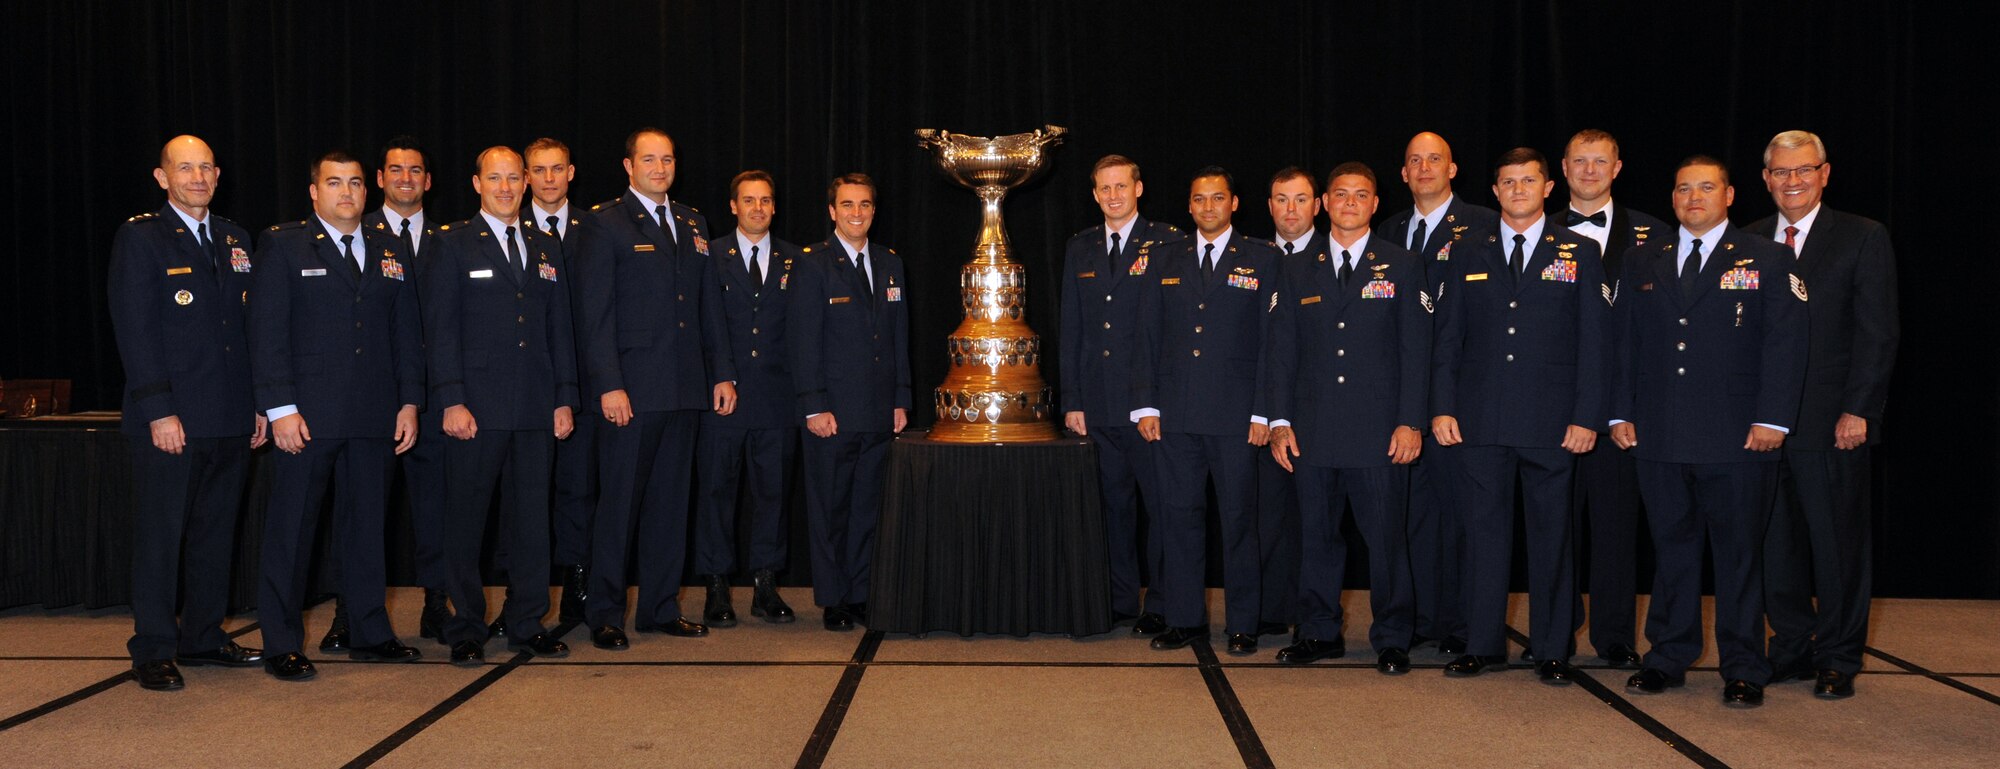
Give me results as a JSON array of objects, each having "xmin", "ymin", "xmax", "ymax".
[{"xmin": 1790, "ymin": 273, "xmax": 1809, "ymax": 301}]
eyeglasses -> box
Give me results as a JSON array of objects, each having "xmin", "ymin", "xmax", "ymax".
[{"xmin": 1766, "ymin": 163, "xmax": 1826, "ymax": 181}]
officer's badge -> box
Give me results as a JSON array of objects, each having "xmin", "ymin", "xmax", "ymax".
[
  {"xmin": 1557, "ymin": 242, "xmax": 1577, "ymax": 251},
  {"xmin": 230, "ymin": 247, "xmax": 251, "ymax": 272},
  {"xmin": 381, "ymin": 258, "xmax": 405, "ymax": 281},
  {"xmin": 1233, "ymin": 266, "xmax": 1254, "ymax": 275},
  {"xmin": 1720, "ymin": 268, "xmax": 1758, "ymax": 290},
  {"xmin": 225, "ymin": 234, "xmax": 238, "ymax": 246},
  {"xmin": 539, "ymin": 263, "xmax": 558, "ymax": 282},
  {"xmin": 174, "ymin": 289, "xmax": 193, "ymax": 305},
  {"xmin": 1542, "ymin": 261, "xmax": 1578, "ymax": 283},
  {"xmin": 1447, "ymin": 214, "xmax": 1457, "ymax": 223},
  {"xmin": 1790, "ymin": 273, "xmax": 1809, "ymax": 302},
  {"xmin": 1735, "ymin": 259, "xmax": 1754, "ymax": 266},
  {"xmin": 1361, "ymin": 279, "xmax": 1396, "ymax": 299}
]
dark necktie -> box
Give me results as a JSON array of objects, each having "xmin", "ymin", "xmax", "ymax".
[
  {"xmin": 1202, "ymin": 243, "xmax": 1216, "ymax": 280},
  {"xmin": 1109, "ymin": 231, "xmax": 1122, "ymax": 258},
  {"xmin": 1338, "ymin": 249, "xmax": 1353, "ymax": 286},
  {"xmin": 1784, "ymin": 225, "xmax": 1799, "ymax": 257},
  {"xmin": 750, "ymin": 244, "xmax": 763, "ymax": 286},
  {"xmin": 1680, "ymin": 238, "xmax": 1704, "ymax": 292},
  {"xmin": 1509, "ymin": 233, "xmax": 1527, "ymax": 277},
  {"xmin": 197, "ymin": 221, "xmax": 217, "ymax": 269},
  {"xmin": 656, "ymin": 204, "xmax": 677, "ymax": 251},
  {"xmin": 398, "ymin": 218, "xmax": 414, "ymax": 257},
  {"xmin": 1410, "ymin": 218, "xmax": 1428, "ymax": 253},
  {"xmin": 505, "ymin": 226, "xmax": 523, "ymax": 276},
  {"xmin": 1567, "ymin": 209, "xmax": 1607, "ymax": 228},
  {"xmin": 546, "ymin": 215, "xmax": 560, "ymax": 237},
  {"xmin": 1284, "ymin": 241, "xmax": 1295, "ymax": 258},
  {"xmin": 340, "ymin": 234, "xmax": 359, "ymax": 277},
  {"xmin": 853, "ymin": 250, "xmax": 872, "ymax": 301}
]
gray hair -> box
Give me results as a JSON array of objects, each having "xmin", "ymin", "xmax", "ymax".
[{"xmin": 1764, "ymin": 130, "xmax": 1827, "ymax": 167}]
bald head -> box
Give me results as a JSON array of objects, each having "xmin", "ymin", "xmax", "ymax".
[
  {"xmin": 1400, "ymin": 131, "xmax": 1459, "ymax": 211},
  {"xmin": 155, "ymin": 135, "xmax": 220, "ymax": 217},
  {"xmin": 473, "ymin": 146, "xmax": 525, "ymax": 221}
]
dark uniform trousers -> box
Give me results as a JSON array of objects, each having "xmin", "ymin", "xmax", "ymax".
[
  {"xmin": 259, "ymin": 438, "xmax": 397, "ymax": 655},
  {"xmin": 1295, "ymin": 465, "xmax": 1413, "ymax": 650},
  {"xmin": 694, "ymin": 425, "xmax": 796, "ymax": 576},
  {"xmin": 442, "ymin": 429, "xmax": 553, "ymax": 644},
  {"xmin": 801, "ymin": 429, "xmax": 891, "ymax": 608},
  {"xmin": 127, "ymin": 437, "xmax": 249, "ymax": 662},
  {"xmin": 403, "ymin": 413, "xmax": 448, "ymax": 592},
  {"xmin": 588, "ymin": 409, "xmax": 700, "ymax": 628},
  {"xmin": 1158, "ymin": 434, "xmax": 1261, "ymax": 632},
  {"xmin": 1092, "ymin": 424, "xmax": 1166, "ymax": 618},
  {"xmin": 1766, "ymin": 446, "xmax": 1872, "ymax": 675},
  {"xmin": 1409, "ymin": 438, "xmax": 1465, "ymax": 642},
  {"xmin": 1457, "ymin": 446, "xmax": 1576, "ymax": 660},
  {"xmin": 1573, "ymin": 442, "xmax": 1642, "ymax": 652},
  {"xmin": 1636, "ymin": 461, "xmax": 1775, "ymax": 682},
  {"xmin": 553, "ymin": 415, "xmax": 597, "ymax": 566},
  {"xmin": 1256, "ymin": 447, "xmax": 1301, "ymax": 626}
]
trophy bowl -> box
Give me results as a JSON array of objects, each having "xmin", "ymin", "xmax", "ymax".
[{"xmin": 916, "ymin": 126, "xmax": 1067, "ymax": 193}]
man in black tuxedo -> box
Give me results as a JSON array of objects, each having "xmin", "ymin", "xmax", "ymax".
[
  {"xmin": 693, "ymin": 170, "xmax": 802, "ymax": 627},
  {"xmin": 108, "ymin": 135, "xmax": 266, "ymax": 691},
  {"xmin": 1558, "ymin": 129, "xmax": 1666, "ymax": 670},
  {"xmin": 1432, "ymin": 148, "xmax": 1608, "ymax": 683},
  {"xmin": 1376, "ymin": 132, "xmax": 1498, "ymax": 656},
  {"xmin": 573, "ymin": 128, "xmax": 737, "ymax": 650},
  {"xmin": 527, "ymin": 136, "xmax": 594, "ymax": 624},
  {"xmin": 1610, "ymin": 156, "xmax": 1808, "ymax": 708},
  {"xmin": 1058, "ymin": 155, "xmax": 1185, "ymax": 635},
  {"xmin": 1752, "ymin": 130, "xmax": 1899, "ymax": 699}
]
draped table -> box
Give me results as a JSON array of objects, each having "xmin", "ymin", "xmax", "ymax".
[{"xmin": 869, "ymin": 430, "xmax": 1112, "ymax": 636}]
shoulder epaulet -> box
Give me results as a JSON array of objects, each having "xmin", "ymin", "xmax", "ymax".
[
  {"xmin": 682, "ymin": 203, "xmax": 701, "ymax": 214},
  {"xmin": 886, "ymin": 247, "xmax": 897, "ymax": 255},
  {"xmin": 444, "ymin": 218, "xmax": 477, "ymax": 232},
  {"xmin": 267, "ymin": 220, "xmax": 308, "ymax": 232},
  {"xmin": 211, "ymin": 214, "xmax": 236, "ymax": 226},
  {"xmin": 590, "ymin": 198, "xmax": 621, "ymax": 212},
  {"xmin": 801, "ymin": 246, "xmax": 813, "ymax": 253},
  {"xmin": 127, "ymin": 211, "xmax": 159, "ymax": 223}
]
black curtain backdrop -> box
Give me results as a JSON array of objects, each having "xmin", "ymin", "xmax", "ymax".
[{"xmin": 5, "ymin": 0, "xmax": 1995, "ymax": 597}]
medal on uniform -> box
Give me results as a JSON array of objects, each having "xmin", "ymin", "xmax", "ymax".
[
  {"xmin": 1719, "ymin": 267, "xmax": 1758, "ymax": 290},
  {"xmin": 381, "ymin": 257, "xmax": 405, "ymax": 281},
  {"xmin": 887, "ymin": 287, "xmax": 903, "ymax": 302},
  {"xmin": 539, "ymin": 262, "xmax": 558, "ymax": 282},
  {"xmin": 1227, "ymin": 274, "xmax": 1258, "ymax": 290},
  {"xmin": 1362, "ymin": 279, "xmax": 1396, "ymax": 299},
  {"xmin": 1541, "ymin": 260, "xmax": 1578, "ymax": 283},
  {"xmin": 230, "ymin": 247, "xmax": 251, "ymax": 272},
  {"xmin": 695, "ymin": 236, "xmax": 710, "ymax": 255},
  {"xmin": 1128, "ymin": 253, "xmax": 1148, "ymax": 275},
  {"xmin": 174, "ymin": 289, "xmax": 193, "ymax": 305}
]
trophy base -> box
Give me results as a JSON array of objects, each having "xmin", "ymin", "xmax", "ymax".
[
  {"xmin": 926, "ymin": 419, "xmax": 1059, "ymax": 443},
  {"xmin": 930, "ymin": 384, "xmax": 1059, "ymax": 443}
]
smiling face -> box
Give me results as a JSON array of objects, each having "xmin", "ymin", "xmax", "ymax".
[
  {"xmin": 473, "ymin": 149, "xmax": 525, "ymax": 222},
  {"xmin": 828, "ymin": 183, "xmax": 875, "ymax": 245},
  {"xmin": 1563, "ymin": 138, "xmax": 1622, "ymax": 207},
  {"xmin": 1268, "ymin": 175, "xmax": 1320, "ymax": 242},
  {"xmin": 731, "ymin": 178, "xmax": 775, "ymax": 238},
  {"xmin": 1092, "ymin": 163, "xmax": 1143, "ymax": 228},
  {"xmin": 1762, "ymin": 144, "xmax": 1830, "ymax": 223},
  {"xmin": 1322, "ymin": 173, "xmax": 1379, "ymax": 237},
  {"xmin": 377, "ymin": 149, "xmax": 430, "ymax": 212},
  {"xmin": 1187, "ymin": 175, "xmax": 1237, "ymax": 237},
  {"xmin": 311, "ymin": 160, "xmax": 369, "ymax": 229},
  {"xmin": 526, "ymin": 146, "xmax": 573, "ymax": 210},
  {"xmin": 1671, "ymin": 162, "xmax": 1735, "ymax": 235},
  {"xmin": 624, "ymin": 132, "xmax": 676, "ymax": 200},
  {"xmin": 154, "ymin": 135, "xmax": 219, "ymax": 216},
  {"xmin": 1400, "ymin": 132, "xmax": 1457, "ymax": 201}
]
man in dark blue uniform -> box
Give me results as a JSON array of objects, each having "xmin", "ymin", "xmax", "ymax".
[
  {"xmin": 423, "ymin": 147, "xmax": 578, "ymax": 665},
  {"xmin": 1610, "ymin": 156, "xmax": 1808, "ymax": 708},
  {"xmin": 1255, "ymin": 166, "xmax": 1326, "ymax": 640},
  {"xmin": 358, "ymin": 136, "xmax": 447, "ymax": 647},
  {"xmin": 109, "ymin": 135, "xmax": 266, "ymax": 691},
  {"xmin": 1132, "ymin": 166, "xmax": 1280, "ymax": 656},
  {"xmin": 573, "ymin": 128, "xmax": 737, "ymax": 650},
  {"xmin": 694, "ymin": 170, "xmax": 800, "ymax": 627},
  {"xmin": 787, "ymin": 173, "xmax": 911, "ymax": 631},
  {"xmin": 1057, "ymin": 154, "xmax": 1184, "ymax": 635},
  {"xmin": 1752, "ymin": 130, "xmax": 1899, "ymax": 700},
  {"xmin": 1267, "ymin": 163, "xmax": 1427, "ymax": 674},
  {"xmin": 527, "ymin": 136, "xmax": 594, "ymax": 624},
  {"xmin": 1375, "ymin": 132, "xmax": 1497, "ymax": 656},
  {"xmin": 1557, "ymin": 129, "xmax": 1665, "ymax": 670},
  {"xmin": 251, "ymin": 151, "xmax": 426, "ymax": 681},
  {"xmin": 1431, "ymin": 148, "xmax": 1608, "ymax": 684}
]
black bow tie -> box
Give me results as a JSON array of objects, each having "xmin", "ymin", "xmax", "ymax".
[{"xmin": 1567, "ymin": 209, "xmax": 1607, "ymax": 228}]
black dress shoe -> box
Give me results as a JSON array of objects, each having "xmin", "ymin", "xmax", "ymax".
[
  {"xmin": 134, "ymin": 660, "xmax": 184, "ymax": 691},
  {"xmin": 1132, "ymin": 612, "xmax": 1167, "ymax": 636},
  {"xmin": 1150, "ymin": 625, "xmax": 1210, "ymax": 651},
  {"xmin": 177, "ymin": 640, "xmax": 263, "ymax": 668},
  {"xmin": 1226, "ymin": 634, "xmax": 1258, "ymax": 655},
  {"xmin": 1625, "ymin": 668, "xmax": 1686, "ymax": 694},
  {"xmin": 703, "ymin": 575, "xmax": 739, "ymax": 627},
  {"xmin": 1438, "ymin": 636, "xmax": 1467, "ymax": 655},
  {"xmin": 1255, "ymin": 621, "xmax": 1290, "ymax": 637},
  {"xmin": 1536, "ymin": 659, "xmax": 1575, "ymax": 686},
  {"xmin": 1814, "ymin": 669, "xmax": 1855, "ymax": 699},
  {"xmin": 419, "ymin": 588, "xmax": 448, "ymax": 641},
  {"xmin": 1276, "ymin": 639, "xmax": 1346, "ymax": 665},
  {"xmin": 487, "ymin": 619, "xmax": 505, "ymax": 639},
  {"xmin": 592, "ymin": 625, "xmax": 630, "ymax": 650},
  {"xmin": 264, "ymin": 653, "xmax": 317, "ymax": 682},
  {"xmin": 449, "ymin": 640, "xmax": 485, "ymax": 667},
  {"xmin": 822, "ymin": 607, "xmax": 855, "ymax": 632},
  {"xmin": 637, "ymin": 617, "xmax": 709, "ymax": 637},
  {"xmin": 558, "ymin": 564, "xmax": 588, "ymax": 624},
  {"xmin": 1599, "ymin": 643, "xmax": 1642, "ymax": 669},
  {"xmin": 1770, "ymin": 659, "xmax": 1816, "ymax": 682},
  {"xmin": 1520, "ymin": 648, "xmax": 1538, "ymax": 663},
  {"xmin": 348, "ymin": 639, "xmax": 422, "ymax": 663},
  {"xmin": 318, "ymin": 597, "xmax": 351, "ymax": 652},
  {"xmin": 1409, "ymin": 632, "xmax": 1435, "ymax": 650},
  {"xmin": 508, "ymin": 633, "xmax": 570, "ymax": 658},
  {"xmin": 750, "ymin": 569, "xmax": 795, "ymax": 623},
  {"xmin": 1377, "ymin": 647, "xmax": 1411, "ymax": 675},
  {"xmin": 845, "ymin": 602, "xmax": 869, "ymax": 626},
  {"xmin": 1723, "ymin": 679, "xmax": 1765, "ymax": 708},
  {"xmin": 1444, "ymin": 654, "xmax": 1509, "ymax": 677}
]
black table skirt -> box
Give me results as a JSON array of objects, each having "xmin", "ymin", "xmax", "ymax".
[{"xmin": 871, "ymin": 431, "xmax": 1112, "ymax": 636}]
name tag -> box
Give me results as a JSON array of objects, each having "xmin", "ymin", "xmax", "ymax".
[
  {"xmin": 1464, "ymin": 272, "xmax": 1488, "ymax": 281},
  {"xmin": 470, "ymin": 269, "xmax": 494, "ymax": 279},
  {"xmin": 1077, "ymin": 271, "xmax": 1097, "ymax": 279},
  {"xmin": 829, "ymin": 296, "xmax": 851, "ymax": 304},
  {"xmin": 301, "ymin": 268, "xmax": 327, "ymax": 277},
  {"xmin": 1160, "ymin": 277, "xmax": 1181, "ymax": 285},
  {"xmin": 634, "ymin": 244, "xmax": 656, "ymax": 253},
  {"xmin": 167, "ymin": 267, "xmax": 193, "ymax": 275},
  {"xmin": 1300, "ymin": 296, "xmax": 1322, "ymax": 305}
]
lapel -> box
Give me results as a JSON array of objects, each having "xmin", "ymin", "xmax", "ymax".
[
  {"xmin": 1197, "ymin": 236, "xmax": 1232, "ymax": 295},
  {"xmin": 624, "ymin": 190, "xmax": 675, "ymax": 255},
  {"xmin": 1682, "ymin": 227, "xmax": 1740, "ymax": 309},
  {"xmin": 162, "ymin": 207, "xmax": 215, "ymax": 278},
  {"xmin": 1515, "ymin": 234, "xmax": 1561, "ymax": 296},
  {"xmin": 1416, "ymin": 199, "xmax": 1465, "ymax": 256},
  {"xmin": 1652, "ymin": 241, "xmax": 1686, "ymax": 311},
  {"xmin": 472, "ymin": 219, "xmax": 524, "ymax": 286},
  {"xmin": 1792, "ymin": 211, "xmax": 1835, "ymax": 283},
  {"xmin": 1098, "ymin": 221, "xmax": 1124, "ymax": 292},
  {"xmin": 522, "ymin": 224, "xmax": 555, "ymax": 287},
  {"xmin": 719, "ymin": 237, "xmax": 755, "ymax": 295},
  {"xmin": 1323, "ymin": 239, "xmax": 1360, "ymax": 311},
  {"xmin": 1604, "ymin": 205, "xmax": 1632, "ymax": 278},
  {"xmin": 672, "ymin": 208, "xmax": 702, "ymax": 263},
  {"xmin": 761, "ymin": 240, "xmax": 786, "ymax": 295},
  {"xmin": 310, "ymin": 227, "xmax": 360, "ymax": 289}
]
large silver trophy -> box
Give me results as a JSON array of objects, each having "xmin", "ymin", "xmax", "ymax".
[{"xmin": 915, "ymin": 125, "xmax": 1066, "ymax": 443}]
